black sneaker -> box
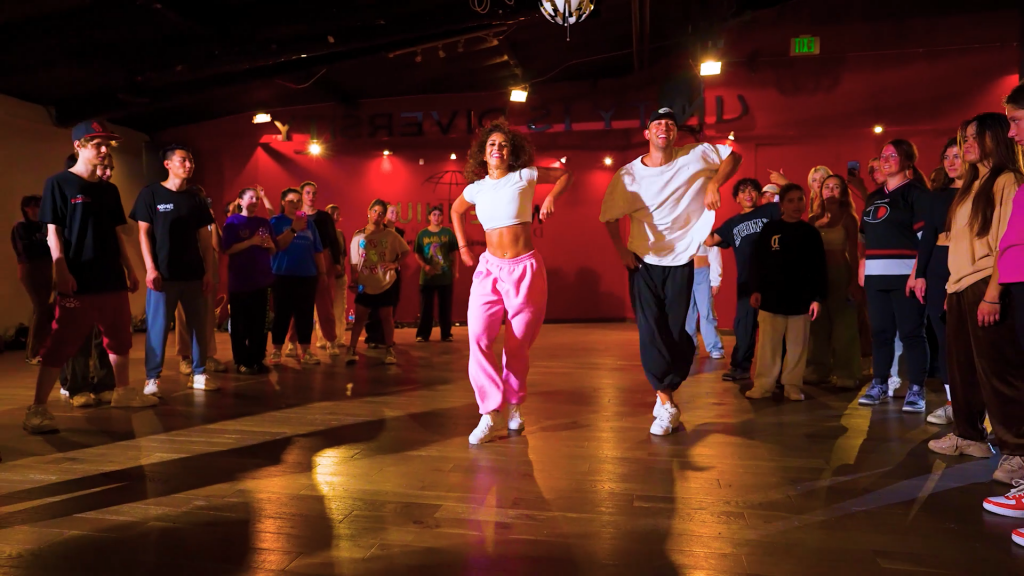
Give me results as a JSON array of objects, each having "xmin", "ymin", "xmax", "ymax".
[
  {"xmin": 237, "ymin": 365, "xmax": 255, "ymax": 375},
  {"xmin": 254, "ymin": 363, "xmax": 271, "ymax": 374},
  {"xmin": 722, "ymin": 368, "xmax": 751, "ymax": 381}
]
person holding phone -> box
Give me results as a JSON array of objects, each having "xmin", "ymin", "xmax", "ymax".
[{"xmin": 267, "ymin": 188, "xmax": 326, "ymax": 365}]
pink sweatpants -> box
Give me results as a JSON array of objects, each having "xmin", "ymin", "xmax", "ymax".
[{"xmin": 468, "ymin": 251, "xmax": 547, "ymax": 414}]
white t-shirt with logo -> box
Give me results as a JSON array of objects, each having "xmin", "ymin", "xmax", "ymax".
[
  {"xmin": 461, "ymin": 167, "xmax": 537, "ymax": 231},
  {"xmin": 599, "ymin": 143, "xmax": 731, "ymax": 266}
]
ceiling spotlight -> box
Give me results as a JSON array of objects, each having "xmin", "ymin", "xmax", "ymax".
[
  {"xmin": 873, "ymin": 125, "xmax": 884, "ymax": 134},
  {"xmin": 383, "ymin": 149, "xmax": 391, "ymax": 156},
  {"xmin": 438, "ymin": 45, "xmax": 446, "ymax": 58},
  {"xmin": 603, "ymin": 156, "xmax": 613, "ymax": 166},
  {"xmin": 308, "ymin": 141, "xmax": 322, "ymax": 155},
  {"xmin": 700, "ymin": 61, "xmax": 722, "ymax": 76},
  {"xmin": 510, "ymin": 87, "xmax": 529, "ymax": 102},
  {"xmin": 727, "ymin": 131, "xmax": 735, "ymax": 141},
  {"xmin": 450, "ymin": 153, "xmax": 457, "ymax": 160},
  {"xmin": 560, "ymin": 156, "xmax": 568, "ymax": 164},
  {"xmin": 414, "ymin": 49, "xmax": 422, "ymax": 63},
  {"xmin": 252, "ymin": 113, "xmax": 272, "ymax": 124}
]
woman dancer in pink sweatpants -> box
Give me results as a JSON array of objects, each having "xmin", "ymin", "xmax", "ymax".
[{"xmin": 451, "ymin": 120, "xmax": 572, "ymax": 444}]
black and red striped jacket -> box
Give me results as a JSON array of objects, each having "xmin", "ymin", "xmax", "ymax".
[{"xmin": 859, "ymin": 179, "xmax": 928, "ymax": 290}]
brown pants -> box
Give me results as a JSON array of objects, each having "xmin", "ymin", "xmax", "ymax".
[
  {"xmin": 18, "ymin": 261, "xmax": 53, "ymax": 359},
  {"xmin": 948, "ymin": 277, "xmax": 1024, "ymax": 456}
]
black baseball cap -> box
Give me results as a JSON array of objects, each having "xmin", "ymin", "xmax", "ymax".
[
  {"xmin": 71, "ymin": 120, "xmax": 122, "ymax": 143},
  {"xmin": 647, "ymin": 107, "xmax": 678, "ymax": 128}
]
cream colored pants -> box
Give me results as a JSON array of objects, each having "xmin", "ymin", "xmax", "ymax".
[{"xmin": 752, "ymin": 311, "xmax": 810, "ymax": 392}]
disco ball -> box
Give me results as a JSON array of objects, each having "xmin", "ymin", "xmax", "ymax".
[{"xmin": 539, "ymin": 0, "xmax": 595, "ymax": 27}]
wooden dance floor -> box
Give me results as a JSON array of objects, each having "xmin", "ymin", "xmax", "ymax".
[{"xmin": 0, "ymin": 324, "xmax": 1020, "ymax": 575}]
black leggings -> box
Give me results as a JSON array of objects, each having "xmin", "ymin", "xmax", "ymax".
[
  {"xmin": 271, "ymin": 275, "xmax": 318, "ymax": 346},
  {"xmin": 866, "ymin": 282, "xmax": 928, "ymax": 386},
  {"xmin": 230, "ymin": 287, "xmax": 271, "ymax": 367}
]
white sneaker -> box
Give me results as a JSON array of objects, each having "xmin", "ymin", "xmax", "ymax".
[
  {"xmin": 94, "ymin": 390, "xmax": 114, "ymax": 404},
  {"xmin": 344, "ymin": 348, "xmax": 358, "ymax": 365},
  {"xmin": 469, "ymin": 412, "xmax": 503, "ymax": 445},
  {"xmin": 650, "ymin": 401, "xmax": 680, "ymax": 436},
  {"xmin": 653, "ymin": 396, "xmax": 662, "ymax": 417},
  {"xmin": 508, "ymin": 404, "xmax": 524, "ymax": 431},
  {"xmin": 384, "ymin": 348, "xmax": 397, "ymax": 365},
  {"xmin": 284, "ymin": 343, "xmax": 298, "ymax": 358},
  {"xmin": 784, "ymin": 386, "xmax": 805, "ymax": 401},
  {"xmin": 111, "ymin": 387, "xmax": 160, "ymax": 408},
  {"xmin": 59, "ymin": 387, "xmax": 70, "ymax": 399},
  {"xmin": 927, "ymin": 404, "xmax": 954, "ymax": 425},
  {"xmin": 179, "ymin": 358, "xmax": 193, "ymax": 375},
  {"xmin": 143, "ymin": 378, "xmax": 162, "ymax": 397},
  {"xmin": 316, "ymin": 340, "xmax": 328, "ymax": 350},
  {"xmin": 888, "ymin": 376, "xmax": 904, "ymax": 397},
  {"xmin": 23, "ymin": 404, "xmax": 57, "ymax": 434},
  {"xmin": 189, "ymin": 373, "xmax": 219, "ymax": 391},
  {"xmin": 71, "ymin": 393, "xmax": 96, "ymax": 407},
  {"xmin": 327, "ymin": 342, "xmax": 341, "ymax": 357},
  {"xmin": 710, "ymin": 350, "xmax": 726, "ymax": 359}
]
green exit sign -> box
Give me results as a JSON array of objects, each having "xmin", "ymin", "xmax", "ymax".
[{"xmin": 790, "ymin": 36, "xmax": 820, "ymax": 56}]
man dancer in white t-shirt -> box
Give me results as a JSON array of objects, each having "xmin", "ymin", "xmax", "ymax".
[{"xmin": 600, "ymin": 108, "xmax": 742, "ymax": 435}]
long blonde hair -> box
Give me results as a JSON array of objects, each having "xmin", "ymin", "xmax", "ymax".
[{"xmin": 807, "ymin": 165, "xmax": 833, "ymax": 217}]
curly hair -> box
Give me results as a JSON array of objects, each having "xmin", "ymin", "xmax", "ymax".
[{"xmin": 464, "ymin": 119, "xmax": 535, "ymax": 183}]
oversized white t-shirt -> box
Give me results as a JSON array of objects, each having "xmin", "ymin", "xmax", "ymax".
[
  {"xmin": 599, "ymin": 143, "xmax": 731, "ymax": 266},
  {"xmin": 461, "ymin": 167, "xmax": 537, "ymax": 231}
]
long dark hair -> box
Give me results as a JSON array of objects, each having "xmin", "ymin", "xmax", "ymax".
[
  {"xmin": 885, "ymin": 139, "xmax": 929, "ymax": 189},
  {"xmin": 810, "ymin": 175, "xmax": 856, "ymax": 225},
  {"xmin": 946, "ymin": 113, "xmax": 1024, "ymax": 237},
  {"xmin": 934, "ymin": 137, "xmax": 959, "ymax": 190},
  {"xmin": 464, "ymin": 119, "xmax": 535, "ymax": 183}
]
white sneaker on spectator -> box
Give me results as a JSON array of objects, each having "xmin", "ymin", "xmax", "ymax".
[
  {"xmin": 508, "ymin": 404, "xmax": 524, "ymax": 431},
  {"xmin": 143, "ymin": 378, "xmax": 162, "ymax": 397},
  {"xmin": 927, "ymin": 404, "xmax": 954, "ymax": 425},
  {"xmin": 189, "ymin": 373, "xmax": 219, "ymax": 391}
]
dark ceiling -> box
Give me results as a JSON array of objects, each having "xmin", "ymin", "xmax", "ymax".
[{"xmin": 0, "ymin": 0, "xmax": 800, "ymax": 132}]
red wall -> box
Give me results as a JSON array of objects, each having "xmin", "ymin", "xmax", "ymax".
[{"xmin": 156, "ymin": 13, "xmax": 1021, "ymax": 327}]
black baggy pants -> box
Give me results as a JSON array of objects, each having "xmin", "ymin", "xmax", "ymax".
[
  {"xmin": 271, "ymin": 276, "xmax": 318, "ymax": 346},
  {"xmin": 230, "ymin": 287, "xmax": 271, "ymax": 368},
  {"xmin": 416, "ymin": 283, "xmax": 454, "ymax": 341},
  {"xmin": 866, "ymin": 282, "xmax": 928, "ymax": 386},
  {"xmin": 629, "ymin": 258, "xmax": 696, "ymax": 392}
]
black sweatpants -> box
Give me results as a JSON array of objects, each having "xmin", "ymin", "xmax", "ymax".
[
  {"xmin": 731, "ymin": 294, "xmax": 758, "ymax": 372},
  {"xmin": 416, "ymin": 283, "xmax": 454, "ymax": 340},
  {"xmin": 230, "ymin": 287, "xmax": 271, "ymax": 368},
  {"xmin": 924, "ymin": 277, "xmax": 948, "ymax": 385},
  {"xmin": 866, "ymin": 281, "xmax": 928, "ymax": 386},
  {"xmin": 629, "ymin": 258, "xmax": 696, "ymax": 392},
  {"xmin": 271, "ymin": 275, "xmax": 318, "ymax": 346}
]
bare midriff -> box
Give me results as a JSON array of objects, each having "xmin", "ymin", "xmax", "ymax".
[{"xmin": 485, "ymin": 223, "xmax": 534, "ymax": 259}]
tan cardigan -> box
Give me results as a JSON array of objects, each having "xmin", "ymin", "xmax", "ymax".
[{"xmin": 946, "ymin": 169, "xmax": 1021, "ymax": 293}]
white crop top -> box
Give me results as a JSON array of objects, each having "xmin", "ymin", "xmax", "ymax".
[{"xmin": 461, "ymin": 167, "xmax": 537, "ymax": 231}]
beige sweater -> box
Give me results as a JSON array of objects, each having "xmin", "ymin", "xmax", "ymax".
[{"xmin": 946, "ymin": 169, "xmax": 1021, "ymax": 293}]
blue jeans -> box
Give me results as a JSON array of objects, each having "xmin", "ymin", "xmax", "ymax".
[
  {"xmin": 685, "ymin": 266, "xmax": 724, "ymax": 354},
  {"xmin": 145, "ymin": 281, "xmax": 207, "ymax": 379}
]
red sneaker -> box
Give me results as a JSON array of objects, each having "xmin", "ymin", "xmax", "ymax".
[
  {"xmin": 983, "ymin": 480, "xmax": 1024, "ymax": 518},
  {"xmin": 1013, "ymin": 528, "xmax": 1024, "ymax": 547}
]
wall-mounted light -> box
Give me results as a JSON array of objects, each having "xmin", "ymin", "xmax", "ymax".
[
  {"xmin": 700, "ymin": 61, "xmax": 722, "ymax": 76},
  {"xmin": 560, "ymin": 156, "xmax": 568, "ymax": 164},
  {"xmin": 603, "ymin": 156, "xmax": 613, "ymax": 166},
  {"xmin": 308, "ymin": 141, "xmax": 322, "ymax": 155},
  {"xmin": 383, "ymin": 149, "xmax": 391, "ymax": 156},
  {"xmin": 510, "ymin": 87, "xmax": 529, "ymax": 103},
  {"xmin": 252, "ymin": 113, "xmax": 272, "ymax": 124},
  {"xmin": 727, "ymin": 131, "xmax": 735, "ymax": 141},
  {"xmin": 450, "ymin": 153, "xmax": 457, "ymax": 160},
  {"xmin": 873, "ymin": 125, "xmax": 884, "ymax": 134}
]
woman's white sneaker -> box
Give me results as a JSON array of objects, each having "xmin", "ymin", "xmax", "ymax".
[
  {"xmin": 927, "ymin": 404, "xmax": 954, "ymax": 425},
  {"xmin": 508, "ymin": 405, "xmax": 524, "ymax": 431},
  {"xmin": 650, "ymin": 401, "xmax": 680, "ymax": 436},
  {"xmin": 189, "ymin": 373, "xmax": 219, "ymax": 390},
  {"xmin": 469, "ymin": 412, "xmax": 503, "ymax": 445},
  {"xmin": 143, "ymin": 378, "xmax": 162, "ymax": 397}
]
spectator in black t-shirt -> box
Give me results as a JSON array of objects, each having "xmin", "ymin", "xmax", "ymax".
[
  {"xmin": 11, "ymin": 194, "xmax": 52, "ymax": 365},
  {"xmin": 746, "ymin": 183, "xmax": 826, "ymax": 402},
  {"xmin": 130, "ymin": 145, "xmax": 217, "ymax": 398},
  {"xmin": 25, "ymin": 120, "xmax": 153, "ymax": 435},
  {"xmin": 365, "ymin": 203, "xmax": 406, "ymax": 347},
  {"xmin": 284, "ymin": 181, "xmax": 343, "ymax": 358},
  {"xmin": 706, "ymin": 178, "xmax": 781, "ymax": 381}
]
